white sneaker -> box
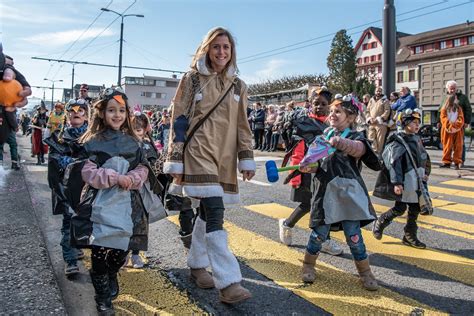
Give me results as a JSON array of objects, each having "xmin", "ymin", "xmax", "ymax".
[
  {"xmin": 321, "ymin": 239, "xmax": 343, "ymax": 256},
  {"xmin": 279, "ymin": 218, "xmax": 293, "ymax": 246},
  {"xmin": 131, "ymin": 254, "xmax": 144, "ymax": 268}
]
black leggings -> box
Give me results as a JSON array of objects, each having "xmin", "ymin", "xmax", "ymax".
[
  {"xmin": 285, "ymin": 200, "xmax": 311, "ymax": 228},
  {"xmin": 91, "ymin": 246, "xmax": 129, "ymax": 275},
  {"xmin": 198, "ymin": 197, "xmax": 225, "ymax": 233},
  {"xmin": 389, "ymin": 201, "xmax": 421, "ymax": 234},
  {"xmin": 179, "ymin": 208, "xmax": 196, "ymax": 236}
]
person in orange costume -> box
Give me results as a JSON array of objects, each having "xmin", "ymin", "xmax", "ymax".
[{"xmin": 440, "ymin": 95, "xmax": 464, "ymax": 169}]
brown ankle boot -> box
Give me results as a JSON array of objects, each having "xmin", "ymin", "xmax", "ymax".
[
  {"xmin": 219, "ymin": 283, "xmax": 252, "ymax": 304},
  {"xmin": 301, "ymin": 251, "xmax": 318, "ymax": 283},
  {"xmin": 190, "ymin": 268, "xmax": 215, "ymax": 289},
  {"xmin": 354, "ymin": 259, "xmax": 378, "ymax": 291}
]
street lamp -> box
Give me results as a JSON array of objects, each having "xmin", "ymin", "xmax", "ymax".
[
  {"xmin": 44, "ymin": 78, "xmax": 63, "ymax": 110},
  {"xmin": 101, "ymin": 8, "xmax": 144, "ymax": 86}
]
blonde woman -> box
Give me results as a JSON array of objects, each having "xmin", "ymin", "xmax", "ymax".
[{"xmin": 164, "ymin": 27, "xmax": 255, "ymax": 304}]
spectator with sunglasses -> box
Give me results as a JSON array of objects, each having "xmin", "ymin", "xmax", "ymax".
[
  {"xmin": 77, "ymin": 83, "xmax": 93, "ymax": 104},
  {"xmin": 44, "ymin": 98, "xmax": 89, "ymax": 276}
]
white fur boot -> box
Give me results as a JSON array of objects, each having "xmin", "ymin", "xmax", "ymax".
[
  {"xmin": 187, "ymin": 217, "xmax": 214, "ymax": 289},
  {"xmin": 206, "ymin": 230, "xmax": 251, "ymax": 304}
]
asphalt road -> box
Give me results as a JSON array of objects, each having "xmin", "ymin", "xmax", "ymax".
[{"xmin": 1, "ymin": 134, "xmax": 473, "ymax": 315}]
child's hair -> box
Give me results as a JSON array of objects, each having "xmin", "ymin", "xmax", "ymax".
[
  {"xmin": 132, "ymin": 112, "xmax": 156, "ymax": 142},
  {"xmin": 132, "ymin": 112, "xmax": 151, "ymax": 131},
  {"xmin": 443, "ymin": 95, "xmax": 459, "ymax": 111},
  {"xmin": 80, "ymin": 89, "xmax": 137, "ymax": 143},
  {"xmin": 329, "ymin": 98, "xmax": 359, "ymax": 129}
]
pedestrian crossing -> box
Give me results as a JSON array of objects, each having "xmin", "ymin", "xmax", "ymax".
[
  {"xmin": 80, "ymin": 250, "xmax": 205, "ymax": 315},
  {"xmin": 371, "ymin": 204, "xmax": 474, "ymax": 240},
  {"xmin": 440, "ymin": 179, "xmax": 474, "ymax": 188},
  {"xmin": 429, "ymin": 185, "xmax": 474, "ymax": 199},
  {"xmin": 167, "ymin": 216, "xmax": 443, "ymax": 315},
  {"xmin": 245, "ymin": 203, "xmax": 474, "ymax": 286},
  {"xmin": 122, "ymin": 177, "xmax": 472, "ymax": 314}
]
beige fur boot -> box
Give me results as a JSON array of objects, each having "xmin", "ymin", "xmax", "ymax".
[
  {"xmin": 354, "ymin": 258, "xmax": 379, "ymax": 291},
  {"xmin": 301, "ymin": 251, "xmax": 319, "ymax": 283}
]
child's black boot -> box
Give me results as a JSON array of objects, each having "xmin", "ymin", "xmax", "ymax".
[
  {"xmin": 372, "ymin": 211, "xmax": 397, "ymax": 240},
  {"xmin": 90, "ymin": 271, "xmax": 114, "ymax": 315}
]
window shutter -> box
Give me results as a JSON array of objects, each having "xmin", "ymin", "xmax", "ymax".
[
  {"xmin": 415, "ymin": 69, "xmax": 418, "ymax": 81},
  {"xmin": 403, "ymin": 70, "xmax": 409, "ymax": 82}
]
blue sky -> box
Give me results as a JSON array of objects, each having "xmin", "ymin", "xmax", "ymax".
[{"xmin": 0, "ymin": 0, "xmax": 473, "ymax": 99}]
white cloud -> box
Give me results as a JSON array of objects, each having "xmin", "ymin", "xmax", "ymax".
[
  {"xmin": 0, "ymin": 3, "xmax": 78, "ymax": 25},
  {"xmin": 241, "ymin": 58, "xmax": 288, "ymax": 84},
  {"xmin": 22, "ymin": 28, "xmax": 115, "ymax": 46}
]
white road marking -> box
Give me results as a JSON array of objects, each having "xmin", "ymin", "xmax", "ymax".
[
  {"xmin": 254, "ymin": 156, "xmax": 283, "ymax": 162},
  {"xmin": 240, "ymin": 179, "xmax": 272, "ymax": 186},
  {"xmin": 0, "ymin": 165, "xmax": 10, "ymax": 188}
]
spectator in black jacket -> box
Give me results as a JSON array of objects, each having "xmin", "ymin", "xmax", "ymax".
[{"xmin": 250, "ymin": 102, "xmax": 265, "ymax": 150}]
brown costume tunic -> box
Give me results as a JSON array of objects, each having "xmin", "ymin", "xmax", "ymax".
[{"xmin": 164, "ymin": 65, "xmax": 255, "ymax": 204}]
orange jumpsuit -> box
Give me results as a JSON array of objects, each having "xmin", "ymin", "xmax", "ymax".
[{"xmin": 440, "ymin": 107, "xmax": 464, "ymax": 165}]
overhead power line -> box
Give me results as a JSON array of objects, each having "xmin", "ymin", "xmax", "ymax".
[
  {"xmin": 67, "ymin": 0, "xmax": 137, "ymax": 62},
  {"xmin": 43, "ymin": 0, "xmax": 114, "ymax": 80},
  {"xmin": 32, "ymin": 57, "xmax": 185, "ymax": 74},
  {"xmin": 239, "ymin": 0, "xmax": 471, "ymax": 64}
]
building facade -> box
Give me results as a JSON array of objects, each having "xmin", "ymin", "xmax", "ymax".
[
  {"xmin": 354, "ymin": 27, "xmax": 410, "ymax": 88},
  {"xmin": 62, "ymin": 84, "xmax": 103, "ymax": 102},
  {"xmin": 122, "ymin": 75, "xmax": 180, "ymax": 111},
  {"xmin": 355, "ymin": 22, "xmax": 474, "ymax": 123}
]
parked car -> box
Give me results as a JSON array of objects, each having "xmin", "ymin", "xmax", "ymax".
[{"xmin": 418, "ymin": 124, "xmax": 442, "ymax": 149}]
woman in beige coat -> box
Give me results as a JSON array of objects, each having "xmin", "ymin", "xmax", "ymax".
[{"xmin": 164, "ymin": 27, "xmax": 255, "ymax": 304}]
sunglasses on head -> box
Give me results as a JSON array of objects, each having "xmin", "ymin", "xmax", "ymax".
[
  {"xmin": 67, "ymin": 99, "xmax": 88, "ymax": 106},
  {"xmin": 101, "ymin": 87, "xmax": 128, "ymax": 105},
  {"xmin": 103, "ymin": 87, "xmax": 126, "ymax": 97}
]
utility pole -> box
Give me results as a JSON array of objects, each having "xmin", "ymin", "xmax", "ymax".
[
  {"xmin": 43, "ymin": 79, "xmax": 63, "ymax": 110},
  {"xmin": 71, "ymin": 64, "xmax": 75, "ymax": 99},
  {"xmin": 382, "ymin": 0, "xmax": 396, "ymax": 95},
  {"xmin": 101, "ymin": 8, "xmax": 144, "ymax": 86},
  {"xmin": 119, "ymin": 18, "xmax": 124, "ymax": 87}
]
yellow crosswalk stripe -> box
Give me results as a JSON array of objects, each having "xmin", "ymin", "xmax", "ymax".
[
  {"xmin": 441, "ymin": 179, "xmax": 474, "ymax": 188},
  {"xmin": 429, "ymin": 185, "xmax": 474, "ymax": 199},
  {"xmin": 167, "ymin": 216, "xmax": 444, "ymax": 315},
  {"xmin": 245, "ymin": 203, "xmax": 474, "ymax": 287},
  {"xmin": 372, "ymin": 204, "xmax": 474, "ymax": 240},
  {"xmin": 431, "ymin": 198, "xmax": 473, "ymax": 216},
  {"xmin": 369, "ymin": 192, "xmax": 473, "ymax": 216},
  {"xmin": 81, "ymin": 249, "xmax": 204, "ymax": 314}
]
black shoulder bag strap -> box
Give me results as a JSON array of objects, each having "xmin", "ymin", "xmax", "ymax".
[
  {"xmin": 184, "ymin": 79, "xmax": 236, "ymax": 150},
  {"xmin": 396, "ymin": 134, "xmax": 433, "ymax": 215},
  {"xmin": 181, "ymin": 79, "xmax": 236, "ymax": 175}
]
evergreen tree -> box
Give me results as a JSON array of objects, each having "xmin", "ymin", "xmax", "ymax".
[
  {"xmin": 327, "ymin": 29, "xmax": 357, "ymax": 94},
  {"xmin": 353, "ymin": 75, "xmax": 376, "ymax": 99}
]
